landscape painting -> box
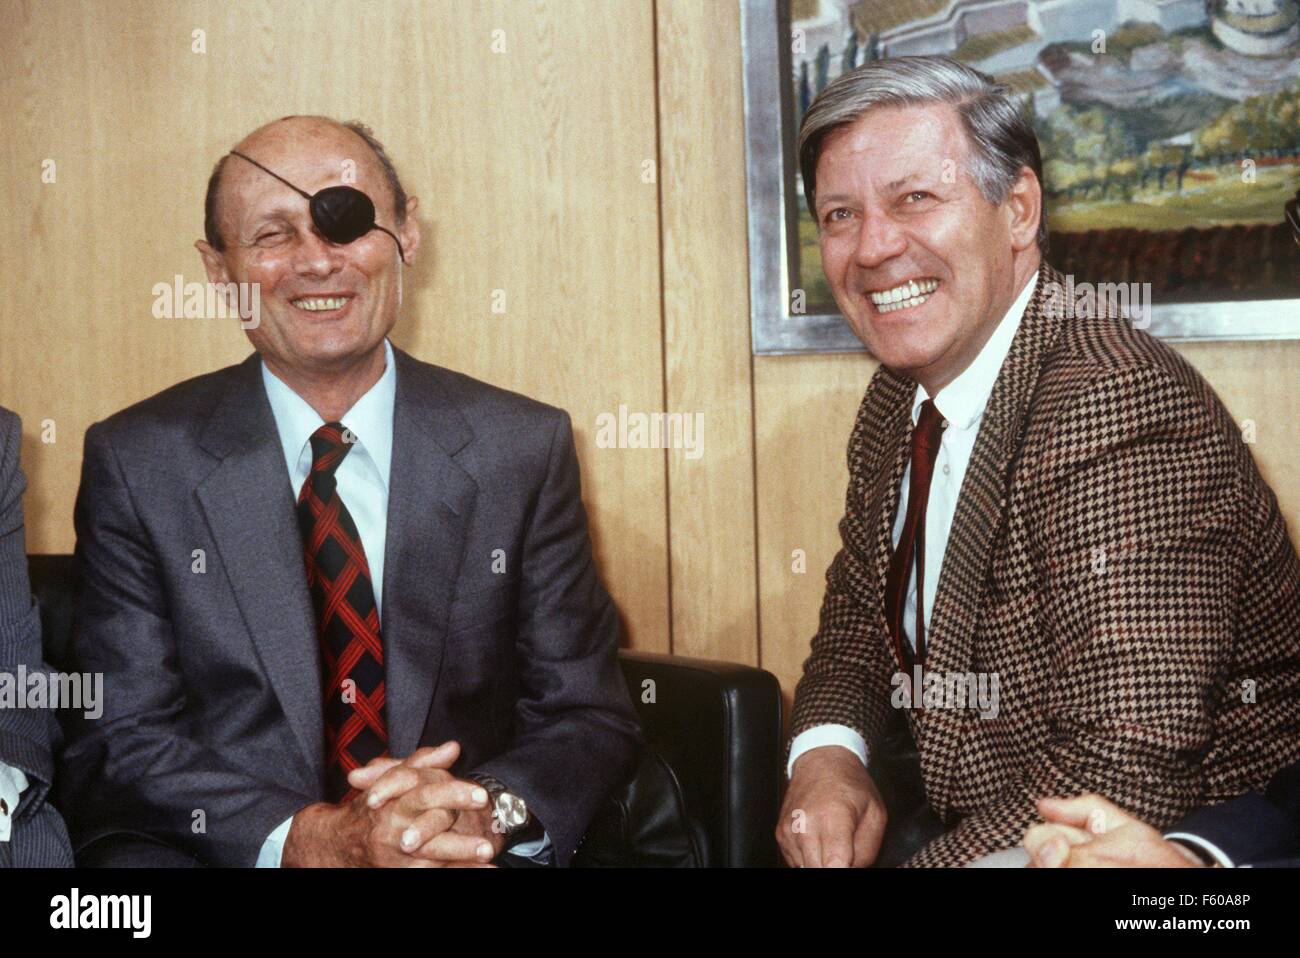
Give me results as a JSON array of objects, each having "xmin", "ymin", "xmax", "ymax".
[{"xmin": 744, "ymin": 0, "xmax": 1300, "ymax": 353}]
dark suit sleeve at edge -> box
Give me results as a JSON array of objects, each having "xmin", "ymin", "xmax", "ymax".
[{"xmin": 1172, "ymin": 761, "xmax": 1300, "ymax": 867}]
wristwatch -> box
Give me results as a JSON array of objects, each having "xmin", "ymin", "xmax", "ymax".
[{"xmin": 467, "ymin": 773, "xmax": 542, "ymax": 850}]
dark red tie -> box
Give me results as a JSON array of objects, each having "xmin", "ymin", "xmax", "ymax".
[
  {"xmin": 885, "ymin": 399, "xmax": 947, "ymax": 673},
  {"xmin": 296, "ymin": 422, "xmax": 388, "ymax": 802}
]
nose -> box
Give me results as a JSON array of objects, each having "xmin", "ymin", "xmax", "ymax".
[
  {"xmin": 850, "ymin": 211, "xmax": 907, "ymax": 271},
  {"xmin": 293, "ymin": 228, "xmax": 346, "ymax": 278}
]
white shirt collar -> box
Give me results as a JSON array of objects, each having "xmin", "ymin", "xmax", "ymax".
[
  {"xmin": 260, "ymin": 337, "xmax": 397, "ymax": 489},
  {"xmin": 912, "ymin": 269, "xmax": 1039, "ymax": 430}
]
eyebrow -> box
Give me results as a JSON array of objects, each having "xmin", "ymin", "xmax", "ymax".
[
  {"xmin": 815, "ymin": 174, "xmax": 932, "ymax": 210},
  {"xmin": 243, "ymin": 207, "xmax": 302, "ymax": 228},
  {"xmin": 815, "ymin": 192, "xmax": 854, "ymax": 209},
  {"xmin": 885, "ymin": 173, "xmax": 928, "ymax": 191}
]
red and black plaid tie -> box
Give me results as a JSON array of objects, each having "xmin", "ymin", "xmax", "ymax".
[
  {"xmin": 885, "ymin": 399, "xmax": 947, "ymax": 674},
  {"xmin": 296, "ymin": 422, "xmax": 388, "ymax": 802}
]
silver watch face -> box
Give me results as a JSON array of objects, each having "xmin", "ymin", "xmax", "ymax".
[{"xmin": 495, "ymin": 791, "xmax": 528, "ymax": 830}]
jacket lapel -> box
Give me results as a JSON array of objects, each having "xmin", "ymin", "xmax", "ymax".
[
  {"xmin": 865, "ymin": 369, "xmax": 914, "ymax": 654},
  {"xmin": 918, "ymin": 265, "xmax": 1069, "ymax": 819},
  {"xmin": 380, "ymin": 349, "xmax": 479, "ymax": 758},
  {"xmin": 195, "ymin": 354, "xmax": 323, "ymax": 787},
  {"xmin": 848, "ymin": 366, "xmax": 916, "ymax": 744}
]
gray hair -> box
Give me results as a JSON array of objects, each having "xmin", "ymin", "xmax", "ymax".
[{"xmin": 798, "ymin": 55, "xmax": 1048, "ymax": 254}]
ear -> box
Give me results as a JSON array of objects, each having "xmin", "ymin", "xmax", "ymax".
[
  {"xmin": 397, "ymin": 195, "xmax": 422, "ymax": 265},
  {"xmin": 1003, "ymin": 166, "xmax": 1042, "ymax": 254},
  {"xmin": 195, "ymin": 239, "xmax": 234, "ymax": 286},
  {"xmin": 195, "ymin": 239, "xmax": 244, "ymax": 316}
]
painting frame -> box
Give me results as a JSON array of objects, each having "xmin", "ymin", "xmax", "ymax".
[{"xmin": 739, "ymin": 0, "xmax": 1300, "ymax": 356}]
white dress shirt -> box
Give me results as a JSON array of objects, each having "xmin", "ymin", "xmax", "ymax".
[
  {"xmin": 254, "ymin": 338, "xmax": 548, "ymax": 865},
  {"xmin": 788, "ymin": 271, "xmax": 1039, "ymax": 777}
]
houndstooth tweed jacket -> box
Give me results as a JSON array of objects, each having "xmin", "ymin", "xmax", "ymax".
[{"xmin": 788, "ymin": 263, "xmax": 1300, "ymax": 867}]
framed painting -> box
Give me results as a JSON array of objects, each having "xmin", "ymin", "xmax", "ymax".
[{"xmin": 741, "ymin": 0, "xmax": 1300, "ymax": 354}]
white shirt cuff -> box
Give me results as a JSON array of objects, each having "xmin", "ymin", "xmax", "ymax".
[
  {"xmin": 508, "ymin": 831, "xmax": 552, "ymax": 862},
  {"xmin": 787, "ymin": 725, "xmax": 869, "ymax": 778},
  {"xmin": 256, "ymin": 815, "xmax": 294, "ymax": 867},
  {"xmin": 0, "ymin": 761, "xmax": 29, "ymax": 842},
  {"xmin": 1164, "ymin": 832, "xmax": 1236, "ymax": 868}
]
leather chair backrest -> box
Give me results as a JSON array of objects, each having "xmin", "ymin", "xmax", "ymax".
[
  {"xmin": 28, "ymin": 554, "xmax": 77, "ymax": 673},
  {"xmin": 608, "ymin": 651, "xmax": 783, "ymax": 867}
]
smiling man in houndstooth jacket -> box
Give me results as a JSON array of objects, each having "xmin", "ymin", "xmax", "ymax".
[{"xmin": 777, "ymin": 56, "xmax": 1300, "ymax": 869}]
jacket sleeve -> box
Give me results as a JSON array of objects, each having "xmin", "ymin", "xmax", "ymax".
[
  {"xmin": 907, "ymin": 363, "xmax": 1250, "ymax": 867},
  {"xmin": 469, "ymin": 410, "xmax": 640, "ymax": 867},
  {"xmin": 0, "ymin": 410, "xmax": 60, "ymax": 819},
  {"xmin": 1171, "ymin": 760, "xmax": 1300, "ymax": 867},
  {"xmin": 57, "ymin": 422, "xmax": 312, "ymax": 866}
]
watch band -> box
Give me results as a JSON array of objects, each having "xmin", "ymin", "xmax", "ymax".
[{"xmin": 467, "ymin": 773, "xmax": 541, "ymax": 849}]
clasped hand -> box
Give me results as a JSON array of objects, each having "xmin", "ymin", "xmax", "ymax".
[{"xmin": 282, "ymin": 740, "xmax": 506, "ymax": 867}]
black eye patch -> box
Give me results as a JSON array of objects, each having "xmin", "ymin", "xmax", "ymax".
[{"xmin": 228, "ymin": 150, "xmax": 405, "ymax": 260}]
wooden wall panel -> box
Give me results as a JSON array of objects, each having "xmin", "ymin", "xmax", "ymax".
[
  {"xmin": 753, "ymin": 353, "xmax": 878, "ymax": 707},
  {"xmin": 655, "ymin": 0, "xmax": 759, "ymax": 662}
]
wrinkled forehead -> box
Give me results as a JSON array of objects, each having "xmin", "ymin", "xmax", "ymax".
[
  {"xmin": 819, "ymin": 103, "xmax": 969, "ymax": 183},
  {"xmin": 224, "ymin": 121, "xmax": 390, "ymax": 219}
]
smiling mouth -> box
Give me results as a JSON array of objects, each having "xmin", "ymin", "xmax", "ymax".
[
  {"xmin": 869, "ymin": 278, "xmax": 939, "ymax": 314},
  {"xmin": 290, "ymin": 295, "xmax": 353, "ymax": 314}
]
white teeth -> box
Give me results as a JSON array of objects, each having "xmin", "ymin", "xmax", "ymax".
[
  {"xmin": 877, "ymin": 294, "xmax": 932, "ymax": 314},
  {"xmin": 870, "ymin": 278, "xmax": 938, "ymax": 312},
  {"xmin": 292, "ymin": 297, "xmax": 348, "ymax": 311},
  {"xmin": 870, "ymin": 278, "xmax": 937, "ymax": 305}
]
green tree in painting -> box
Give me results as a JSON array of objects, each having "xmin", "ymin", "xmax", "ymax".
[{"xmin": 842, "ymin": 31, "xmax": 858, "ymax": 74}]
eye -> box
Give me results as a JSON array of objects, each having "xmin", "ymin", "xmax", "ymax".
[
  {"xmin": 254, "ymin": 230, "xmax": 290, "ymax": 246},
  {"xmin": 904, "ymin": 190, "xmax": 932, "ymax": 203},
  {"xmin": 823, "ymin": 207, "xmax": 852, "ymax": 226}
]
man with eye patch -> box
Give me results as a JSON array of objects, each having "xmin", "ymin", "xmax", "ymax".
[
  {"xmin": 778, "ymin": 57, "xmax": 1300, "ymax": 869},
  {"xmin": 57, "ymin": 115, "xmax": 639, "ymax": 867}
]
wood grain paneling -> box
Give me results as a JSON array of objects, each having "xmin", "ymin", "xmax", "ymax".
[
  {"xmin": 655, "ymin": 0, "xmax": 759, "ymax": 662},
  {"xmin": 753, "ymin": 352, "xmax": 878, "ymax": 706}
]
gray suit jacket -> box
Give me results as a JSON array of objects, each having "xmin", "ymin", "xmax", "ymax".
[
  {"xmin": 0, "ymin": 408, "xmax": 74, "ymax": 867},
  {"xmin": 58, "ymin": 348, "xmax": 639, "ymax": 866}
]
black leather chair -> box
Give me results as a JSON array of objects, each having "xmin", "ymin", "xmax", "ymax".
[{"xmin": 27, "ymin": 555, "xmax": 783, "ymax": 867}]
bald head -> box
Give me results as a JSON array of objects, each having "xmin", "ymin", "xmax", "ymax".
[{"xmin": 203, "ymin": 115, "xmax": 408, "ymax": 252}]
